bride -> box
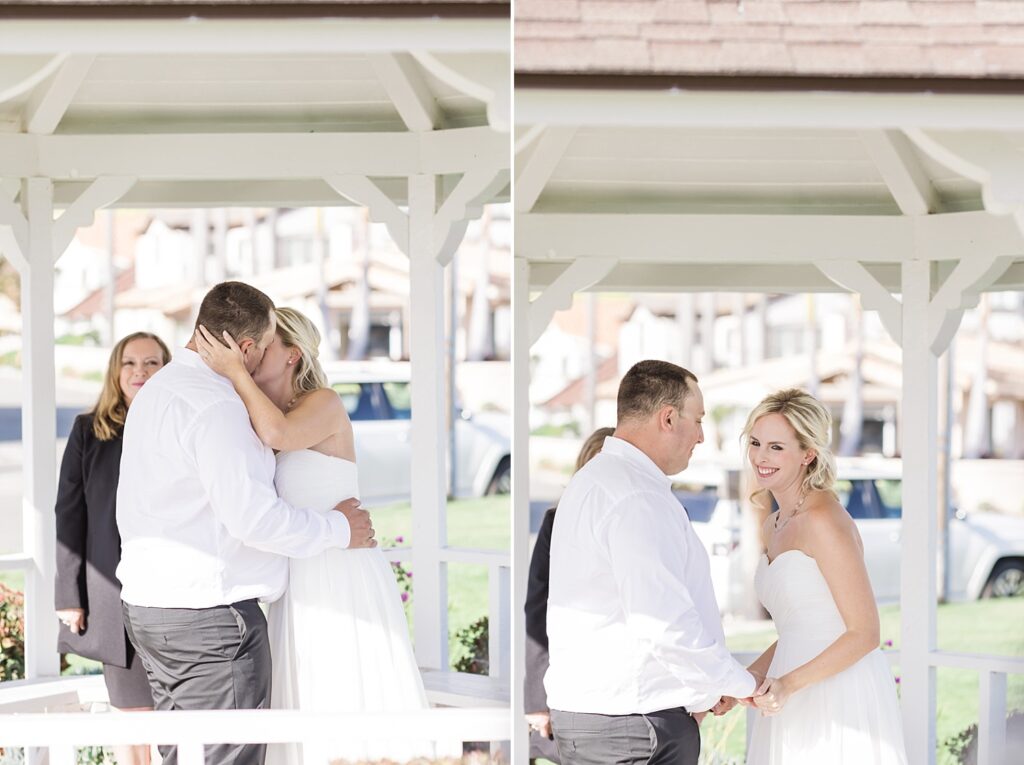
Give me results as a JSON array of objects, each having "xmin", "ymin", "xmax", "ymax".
[
  {"xmin": 742, "ymin": 389, "xmax": 907, "ymax": 765},
  {"xmin": 196, "ymin": 307, "xmax": 428, "ymax": 764}
]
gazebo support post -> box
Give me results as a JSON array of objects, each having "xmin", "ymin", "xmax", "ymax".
[{"xmin": 510, "ymin": 256, "xmax": 531, "ymax": 763}]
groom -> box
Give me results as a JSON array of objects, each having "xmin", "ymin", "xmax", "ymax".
[
  {"xmin": 545, "ymin": 360, "xmax": 756, "ymax": 765},
  {"xmin": 117, "ymin": 281, "xmax": 375, "ymax": 765}
]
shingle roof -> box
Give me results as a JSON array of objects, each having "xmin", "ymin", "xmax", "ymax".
[{"xmin": 515, "ymin": 0, "xmax": 1024, "ymax": 79}]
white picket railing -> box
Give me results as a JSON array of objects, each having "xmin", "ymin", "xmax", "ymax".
[{"xmin": 0, "ymin": 708, "xmax": 510, "ymax": 765}]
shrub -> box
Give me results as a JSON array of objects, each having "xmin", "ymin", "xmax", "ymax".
[
  {"xmin": 0, "ymin": 583, "xmax": 24, "ymax": 682},
  {"xmin": 451, "ymin": 617, "xmax": 488, "ymax": 676}
]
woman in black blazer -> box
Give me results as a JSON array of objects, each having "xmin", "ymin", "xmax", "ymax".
[
  {"xmin": 55, "ymin": 331, "xmax": 170, "ymax": 765},
  {"xmin": 525, "ymin": 426, "xmax": 615, "ymax": 763}
]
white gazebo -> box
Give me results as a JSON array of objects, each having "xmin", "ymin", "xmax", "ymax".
[
  {"xmin": 512, "ymin": 8, "xmax": 1024, "ymax": 764},
  {"xmin": 0, "ymin": 1, "xmax": 511, "ymax": 759}
]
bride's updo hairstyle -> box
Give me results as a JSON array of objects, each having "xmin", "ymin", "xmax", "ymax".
[
  {"xmin": 274, "ymin": 307, "xmax": 329, "ymax": 396},
  {"xmin": 741, "ymin": 388, "xmax": 838, "ymax": 508}
]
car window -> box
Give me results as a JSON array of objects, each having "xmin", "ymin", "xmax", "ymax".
[
  {"xmin": 875, "ymin": 479, "xmax": 903, "ymax": 519},
  {"xmin": 382, "ymin": 382, "xmax": 411, "ymax": 420},
  {"xmin": 332, "ymin": 382, "xmax": 378, "ymax": 421},
  {"xmin": 673, "ymin": 489, "xmax": 718, "ymax": 523},
  {"xmin": 839, "ymin": 479, "xmax": 876, "ymax": 520}
]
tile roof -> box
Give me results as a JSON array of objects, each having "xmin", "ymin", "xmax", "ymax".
[{"xmin": 515, "ymin": 0, "xmax": 1024, "ymax": 79}]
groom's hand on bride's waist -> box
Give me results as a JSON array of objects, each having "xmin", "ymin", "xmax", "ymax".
[{"xmin": 332, "ymin": 497, "xmax": 377, "ymax": 548}]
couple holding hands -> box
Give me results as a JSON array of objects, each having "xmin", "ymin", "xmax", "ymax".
[{"xmin": 527, "ymin": 360, "xmax": 908, "ymax": 765}]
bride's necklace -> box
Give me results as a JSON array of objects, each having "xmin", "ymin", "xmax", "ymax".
[{"xmin": 774, "ymin": 492, "xmax": 806, "ymax": 532}]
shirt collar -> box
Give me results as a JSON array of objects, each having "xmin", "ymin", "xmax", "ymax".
[
  {"xmin": 174, "ymin": 347, "xmax": 231, "ymax": 383},
  {"xmin": 601, "ymin": 435, "xmax": 674, "ymax": 487}
]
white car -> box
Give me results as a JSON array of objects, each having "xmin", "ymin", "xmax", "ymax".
[
  {"xmin": 677, "ymin": 459, "xmax": 1024, "ymax": 613},
  {"xmin": 324, "ymin": 362, "xmax": 510, "ymax": 505}
]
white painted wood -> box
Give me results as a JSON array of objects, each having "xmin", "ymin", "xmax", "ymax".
[
  {"xmin": 0, "ymin": 128, "xmax": 508, "ymax": 181},
  {"xmin": 514, "ymin": 127, "xmax": 576, "ymax": 213},
  {"xmin": 514, "ymin": 125, "xmax": 546, "ymax": 156},
  {"xmin": 511, "ymin": 256, "xmax": 530, "ymax": 765},
  {"xmin": 899, "ymin": 259, "xmax": 938, "ymax": 765},
  {"xmin": 420, "ymin": 669, "xmax": 510, "ymax": 707},
  {"xmin": 21, "ymin": 178, "xmax": 59, "ymax": 680},
  {"xmin": 24, "ymin": 54, "xmax": 95, "ymax": 135},
  {"xmin": 0, "ymin": 553, "xmax": 33, "ymax": 571},
  {"xmin": 0, "ymin": 194, "xmax": 29, "ymax": 274},
  {"xmin": 48, "ymin": 747, "xmax": 75, "ymax": 765},
  {"xmin": 325, "ymin": 175, "xmax": 408, "ymax": 253},
  {"xmin": 489, "ymin": 564, "xmax": 510, "ymax": 681},
  {"xmin": 412, "ymin": 52, "xmax": 508, "ymax": 131},
  {"xmin": 434, "ymin": 167, "xmax": 509, "ymax": 263},
  {"xmin": 978, "ymin": 671, "xmax": 1007, "ymax": 765},
  {"xmin": 0, "ymin": 53, "xmax": 67, "ymax": 103},
  {"xmin": 369, "ymin": 53, "xmax": 441, "ymax": 132},
  {"xmin": 528, "ymin": 258, "xmax": 617, "ymax": 346},
  {"xmin": 407, "ymin": 174, "xmax": 449, "ymax": 671},
  {"xmin": 517, "ymin": 89, "xmax": 1024, "ymax": 131},
  {"xmin": 52, "ymin": 176, "xmax": 136, "ymax": 257},
  {"xmin": 517, "ymin": 212, "xmax": 1022, "ymax": 265},
  {"xmin": 928, "ymin": 652, "xmax": 1024, "ymax": 673},
  {"xmin": 439, "ymin": 548, "xmax": 509, "ymax": 566},
  {"xmin": 928, "ymin": 254, "xmax": 1016, "ymax": 354},
  {"xmin": 859, "ymin": 130, "xmax": 938, "ymax": 215},
  {"xmin": 0, "ymin": 708, "xmax": 511, "ymax": 746},
  {"xmin": 816, "ymin": 261, "xmax": 902, "ymax": 345},
  {"xmin": 0, "ymin": 19, "xmax": 510, "ymax": 55}
]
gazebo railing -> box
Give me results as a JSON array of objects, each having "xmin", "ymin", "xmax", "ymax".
[{"xmin": 0, "ymin": 708, "xmax": 510, "ymax": 765}]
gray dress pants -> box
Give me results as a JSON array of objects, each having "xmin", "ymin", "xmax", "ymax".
[
  {"xmin": 550, "ymin": 708, "xmax": 700, "ymax": 765},
  {"xmin": 123, "ymin": 599, "xmax": 271, "ymax": 765}
]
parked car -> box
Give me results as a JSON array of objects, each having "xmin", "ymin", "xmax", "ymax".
[
  {"xmin": 677, "ymin": 459, "xmax": 1024, "ymax": 613},
  {"xmin": 324, "ymin": 362, "xmax": 510, "ymax": 505}
]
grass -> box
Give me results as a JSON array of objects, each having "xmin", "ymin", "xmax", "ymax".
[
  {"xmin": 1, "ymin": 495, "xmax": 510, "ymax": 677},
  {"xmin": 698, "ymin": 598, "xmax": 1024, "ymax": 764},
  {"xmin": 372, "ymin": 495, "xmax": 509, "ymax": 665}
]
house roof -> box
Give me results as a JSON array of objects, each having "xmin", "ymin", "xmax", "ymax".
[
  {"xmin": 0, "ymin": 1, "xmax": 507, "ymax": 19},
  {"xmin": 515, "ymin": 0, "xmax": 1024, "ymax": 82}
]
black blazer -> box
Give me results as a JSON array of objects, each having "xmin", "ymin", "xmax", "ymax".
[
  {"xmin": 54, "ymin": 413, "xmax": 133, "ymax": 666},
  {"xmin": 525, "ymin": 507, "xmax": 560, "ymax": 762}
]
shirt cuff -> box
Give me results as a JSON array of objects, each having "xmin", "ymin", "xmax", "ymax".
[
  {"xmin": 685, "ymin": 692, "xmax": 721, "ymax": 715},
  {"xmin": 326, "ymin": 511, "xmax": 351, "ymax": 549}
]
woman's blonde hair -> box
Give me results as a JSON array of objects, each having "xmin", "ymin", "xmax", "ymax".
[
  {"xmin": 275, "ymin": 307, "xmax": 328, "ymax": 397},
  {"xmin": 741, "ymin": 388, "xmax": 837, "ymax": 508},
  {"xmin": 92, "ymin": 332, "xmax": 171, "ymax": 441},
  {"xmin": 574, "ymin": 426, "xmax": 615, "ymax": 473}
]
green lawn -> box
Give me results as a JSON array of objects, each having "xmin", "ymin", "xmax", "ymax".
[
  {"xmin": 698, "ymin": 598, "xmax": 1024, "ymax": 765},
  {"xmin": 0, "ymin": 496, "xmax": 510, "ymax": 677}
]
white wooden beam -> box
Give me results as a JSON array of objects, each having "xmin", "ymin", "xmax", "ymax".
[
  {"xmin": 816, "ymin": 260, "xmax": 902, "ymax": 345},
  {"xmin": 0, "ymin": 19, "xmax": 510, "ymax": 54},
  {"xmin": 513, "ymin": 127, "xmax": 576, "ymax": 213},
  {"xmin": 928, "ymin": 253, "xmax": 1016, "ymax": 354},
  {"xmin": 21, "ymin": 177, "xmax": 60, "ymax": 680},
  {"xmin": 517, "ymin": 89, "xmax": 1024, "ymax": 130},
  {"xmin": 23, "ymin": 54, "xmax": 95, "ymax": 135},
  {"xmin": 0, "ymin": 54, "xmax": 67, "ymax": 103},
  {"xmin": 899, "ymin": 260, "xmax": 938, "ymax": 765},
  {"xmin": 370, "ymin": 53, "xmax": 441, "ymax": 132},
  {"xmin": 859, "ymin": 130, "xmax": 938, "ymax": 215},
  {"xmin": 516, "ymin": 211, "xmax": 1024, "ymax": 265},
  {"xmin": 510, "ymin": 256, "xmax": 530, "ymax": 764},
  {"xmin": 528, "ymin": 258, "xmax": 617, "ymax": 346},
  {"xmin": 0, "ymin": 128, "xmax": 509, "ymax": 181},
  {"xmin": 978, "ymin": 671, "xmax": 1008, "ymax": 765},
  {"xmin": 52, "ymin": 176, "xmax": 136, "ymax": 258},
  {"xmin": 412, "ymin": 52, "xmax": 509, "ymax": 132},
  {"xmin": 434, "ymin": 167, "xmax": 509, "ymax": 264},
  {"xmin": 0, "ymin": 194, "xmax": 29, "ymax": 274},
  {"xmin": 324, "ymin": 175, "xmax": 409, "ymax": 253},
  {"xmin": 407, "ymin": 174, "xmax": 449, "ymax": 672}
]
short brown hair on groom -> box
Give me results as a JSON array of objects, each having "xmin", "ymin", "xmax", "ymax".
[
  {"xmin": 617, "ymin": 360, "xmax": 698, "ymax": 423},
  {"xmin": 194, "ymin": 281, "xmax": 275, "ymax": 346}
]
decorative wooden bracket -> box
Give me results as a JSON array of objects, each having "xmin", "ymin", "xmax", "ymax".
[
  {"xmin": 528, "ymin": 257, "xmax": 617, "ymax": 346},
  {"xmin": 816, "ymin": 261, "xmax": 902, "ymax": 346}
]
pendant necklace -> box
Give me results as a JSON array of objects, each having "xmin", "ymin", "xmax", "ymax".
[{"xmin": 774, "ymin": 492, "xmax": 806, "ymax": 532}]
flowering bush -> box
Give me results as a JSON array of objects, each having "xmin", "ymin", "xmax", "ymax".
[{"xmin": 0, "ymin": 583, "xmax": 25, "ymax": 682}]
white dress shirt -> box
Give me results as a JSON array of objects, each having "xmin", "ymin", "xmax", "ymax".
[
  {"xmin": 116, "ymin": 348, "xmax": 350, "ymax": 608},
  {"xmin": 545, "ymin": 436, "xmax": 756, "ymax": 715}
]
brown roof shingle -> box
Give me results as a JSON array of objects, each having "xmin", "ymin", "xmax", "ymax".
[{"xmin": 515, "ymin": 0, "xmax": 1024, "ymax": 80}]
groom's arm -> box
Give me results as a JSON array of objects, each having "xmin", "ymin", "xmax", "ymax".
[
  {"xmin": 187, "ymin": 401, "xmax": 352, "ymax": 556},
  {"xmin": 603, "ymin": 491, "xmax": 756, "ymax": 711}
]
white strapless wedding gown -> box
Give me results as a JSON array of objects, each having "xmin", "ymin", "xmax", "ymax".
[
  {"xmin": 266, "ymin": 449, "xmax": 429, "ymax": 765},
  {"xmin": 747, "ymin": 549, "xmax": 908, "ymax": 765}
]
